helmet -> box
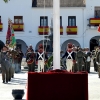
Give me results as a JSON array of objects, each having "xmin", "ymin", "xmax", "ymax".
[
  {"xmin": 38, "ymin": 44, "xmax": 43, "ymax": 49},
  {"xmin": 67, "ymin": 43, "xmax": 72, "ymax": 48}
]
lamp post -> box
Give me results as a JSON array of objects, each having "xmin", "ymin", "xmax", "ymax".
[{"xmin": 53, "ymin": 0, "xmax": 60, "ymax": 69}]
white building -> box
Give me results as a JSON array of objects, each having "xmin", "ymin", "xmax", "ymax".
[{"xmin": 0, "ymin": 0, "xmax": 100, "ymax": 55}]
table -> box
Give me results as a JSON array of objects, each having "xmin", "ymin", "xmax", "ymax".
[{"xmin": 27, "ymin": 70, "xmax": 88, "ymax": 100}]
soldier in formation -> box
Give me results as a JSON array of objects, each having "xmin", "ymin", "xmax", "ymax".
[
  {"xmin": 26, "ymin": 47, "xmax": 36, "ymax": 72},
  {"xmin": 36, "ymin": 44, "xmax": 48, "ymax": 72}
]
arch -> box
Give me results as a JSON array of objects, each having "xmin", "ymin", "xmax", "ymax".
[
  {"xmin": 89, "ymin": 36, "xmax": 100, "ymax": 51},
  {"xmin": 16, "ymin": 39, "xmax": 27, "ymax": 57},
  {"xmin": 61, "ymin": 39, "xmax": 81, "ymax": 52},
  {"xmin": 35, "ymin": 40, "xmax": 51, "ymax": 52},
  {"xmin": 0, "ymin": 40, "xmax": 4, "ymax": 51}
]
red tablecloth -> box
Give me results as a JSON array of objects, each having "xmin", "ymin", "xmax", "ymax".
[{"xmin": 27, "ymin": 71, "xmax": 88, "ymax": 100}]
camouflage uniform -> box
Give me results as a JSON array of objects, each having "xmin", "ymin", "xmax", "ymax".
[{"xmin": 76, "ymin": 48, "xmax": 85, "ymax": 71}]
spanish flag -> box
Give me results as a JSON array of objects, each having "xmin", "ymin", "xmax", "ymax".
[
  {"xmin": 90, "ymin": 18, "xmax": 100, "ymax": 25},
  {"xmin": 0, "ymin": 23, "xmax": 3, "ymax": 31},
  {"xmin": 67, "ymin": 26, "xmax": 77, "ymax": 34},
  {"xmin": 60, "ymin": 26, "xmax": 63, "ymax": 35},
  {"xmin": 13, "ymin": 24, "xmax": 24, "ymax": 31},
  {"xmin": 38, "ymin": 26, "xmax": 49, "ymax": 35},
  {"xmin": 98, "ymin": 25, "xmax": 100, "ymax": 32}
]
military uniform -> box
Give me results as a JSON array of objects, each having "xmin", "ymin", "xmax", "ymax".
[
  {"xmin": 0, "ymin": 50, "xmax": 11, "ymax": 83},
  {"xmin": 26, "ymin": 49, "xmax": 36, "ymax": 72},
  {"xmin": 62, "ymin": 43, "xmax": 75, "ymax": 72},
  {"xmin": 85, "ymin": 51, "xmax": 91, "ymax": 73},
  {"xmin": 76, "ymin": 48, "xmax": 85, "ymax": 71},
  {"xmin": 96, "ymin": 50, "xmax": 100, "ymax": 78},
  {"xmin": 36, "ymin": 44, "xmax": 48, "ymax": 72}
]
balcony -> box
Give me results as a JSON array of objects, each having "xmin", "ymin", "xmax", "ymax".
[
  {"xmin": 13, "ymin": 23, "xmax": 24, "ymax": 31},
  {"xmin": 60, "ymin": 26, "xmax": 63, "ymax": 35},
  {"xmin": 66, "ymin": 26, "xmax": 77, "ymax": 35},
  {"xmin": 89, "ymin": 18, "xmax": 100, "ymax": 26},
  {"xmin": 0, "ymin": 23, "xmax": 3, "ymax": 31},
  {"xmin": 38, "ymin": 26, "xmax": 49, "ymax": 35}
]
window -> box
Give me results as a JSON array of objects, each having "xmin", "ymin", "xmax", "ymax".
[
  {"xmin": 95, "ymin": 7, "xmax": 100, "ymax": 18},
  {"xmin": 68, "ymin": 16, "xmax": 76, "ymax": 26},
  {"xmin": 0, "ymin": 16, "xmax": 1, "ymax": 23},
  {"xmin": 32, "ymin": 0, "xmax": 37, "ymax": 7},
  {"xmin": 60, "ymin": 16, "xmax": 62, "ymax": 26},
  {"xmin": 40, "ymin": 16, "xmax": 48, "ymax": 26},
  {"xmin": 14, "ymin": 16, "xmax": 23, "ymax": 24}
]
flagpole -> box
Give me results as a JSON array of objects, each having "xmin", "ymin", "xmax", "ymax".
[{"xmin": 53, "ymin": 0, "xmax": 60, "ymax": 69}]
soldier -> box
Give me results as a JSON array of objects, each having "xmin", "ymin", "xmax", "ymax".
[
  {"xmin": 17, "ymin": 48, "xmax": 24, "ymax": 70},
  {"xmin": 76, "ymin": 47, "xmax": 85, "ymax": 71},
  {"xmin": 0, "ymin": 46, "xmax": 11, "ymax": 83},
  {"xmin": 72, "ymin": 46, "xmax": 78, "ymax": 72},
  {"xmin": 85, "ymin": 48, "xmax": 92, "ymax": 73},
  {"xmin": 26, "ymin": 48, "xmax": 36, "ymax": 72},
  {"xmin": 11, "ymin": 48, "xmax": 20, "ymax": 73},
  {"xmin": 62, "ymin": 43, "xmax": 76, "ymax": 72},
  {"xmin": 36, "ymin": 44, "xmax": 48, "ymax": 72},
  {"xmin": 96, "ymin": 47, "xmax": 100, "ymax": 78},
  {"xmin": 92, "ymin": 50, "xmax": 97, "ymax": 72}
]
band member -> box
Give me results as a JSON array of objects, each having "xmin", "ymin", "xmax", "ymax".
[
  {"xmin": 36, "ymin": 44, "xmax": 48, "ymax": 72},
  {"xmin": 26, "ymin": 48, "xmax": 36, "ymax": 72},
  {"xmin": 62, "ymin": 43, "xmax": 76, "ymax": 72}
]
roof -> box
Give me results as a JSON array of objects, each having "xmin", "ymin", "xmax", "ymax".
[{"xmin": 36, "ymin": 0, "xmax": 86, "ymax": 7}]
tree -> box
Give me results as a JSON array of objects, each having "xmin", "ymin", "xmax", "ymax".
[{"xmin": 3, "ymin": 0, "xmax": 9, "ymax": 3}]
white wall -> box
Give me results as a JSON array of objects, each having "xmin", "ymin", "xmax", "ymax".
[{"xmin": 0, "ymin": 0, "xmax": 100, "ymax": 49}]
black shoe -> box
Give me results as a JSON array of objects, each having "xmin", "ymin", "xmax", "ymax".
[
  {"xmin": 2, "ymin": 81, "xmax": 5, "ymax": 83},
  {"xmin": 12, "ymin": 75, "xmax": 14, "ymax": 78},
  {"xmin": 6, "ymin": 81, "xmax": 8, "ymax": 84},
  {"xmin": 9, "ymin": 79, "xmax": 11, "ymax": 81}
]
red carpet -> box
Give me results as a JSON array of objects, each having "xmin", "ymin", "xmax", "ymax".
[{"xmin": 27, "ymin": 70, "xmax": 88, "ymax": 100}]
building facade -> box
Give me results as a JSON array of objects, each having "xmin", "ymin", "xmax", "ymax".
[{"xmin": 0, "ymin": 0, "xmax": 100, "ymax": 55}]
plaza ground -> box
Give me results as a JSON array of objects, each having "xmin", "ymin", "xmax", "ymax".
[{"xmin": 0, "ymin": 66, "xmax": 100, "ymax": 100}]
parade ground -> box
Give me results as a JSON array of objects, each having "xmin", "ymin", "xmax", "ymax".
[{"xmin": 0, "ymin": 66, "xmax": 100, "ymax": 100}]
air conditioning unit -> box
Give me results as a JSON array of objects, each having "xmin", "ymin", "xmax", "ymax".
[{"xmin": 90, "ymin": 26, "xmax": 97, "ymax": 29}]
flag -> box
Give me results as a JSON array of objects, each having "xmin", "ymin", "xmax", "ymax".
[
  {"xmin": 98, "ymin": 25, "xmax": 100, "ymax": 32},
  {"xmin": 6, "ymin": 24, "xmax": 11, "ymax": 45},
  {"xmin": 10, "ymin": 28, "xmax": 16, "ymax": 48}
]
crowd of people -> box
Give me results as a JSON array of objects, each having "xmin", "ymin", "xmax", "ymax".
[{"xmin": 0, "ymin": 42, "xmax": 100, "ymax": 83}]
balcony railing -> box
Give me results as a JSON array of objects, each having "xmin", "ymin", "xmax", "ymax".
[
  {"xmin": 0, "ymin": 23, "xmax": 3, "ymax": 31},
  {"xmin": 89, "ymin": 18, "xmax": 100, "ymax": 26},
  {"xmin": 38, "ymin": 26, "xmax": 49, "ymax": 35},
  {"xmin": 66, "ymin": 26, "xmax": 77, "ymax": 35},
  {"xmin": 13, "ymin": 23, "xmax": 24, "ymax": 31}
]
